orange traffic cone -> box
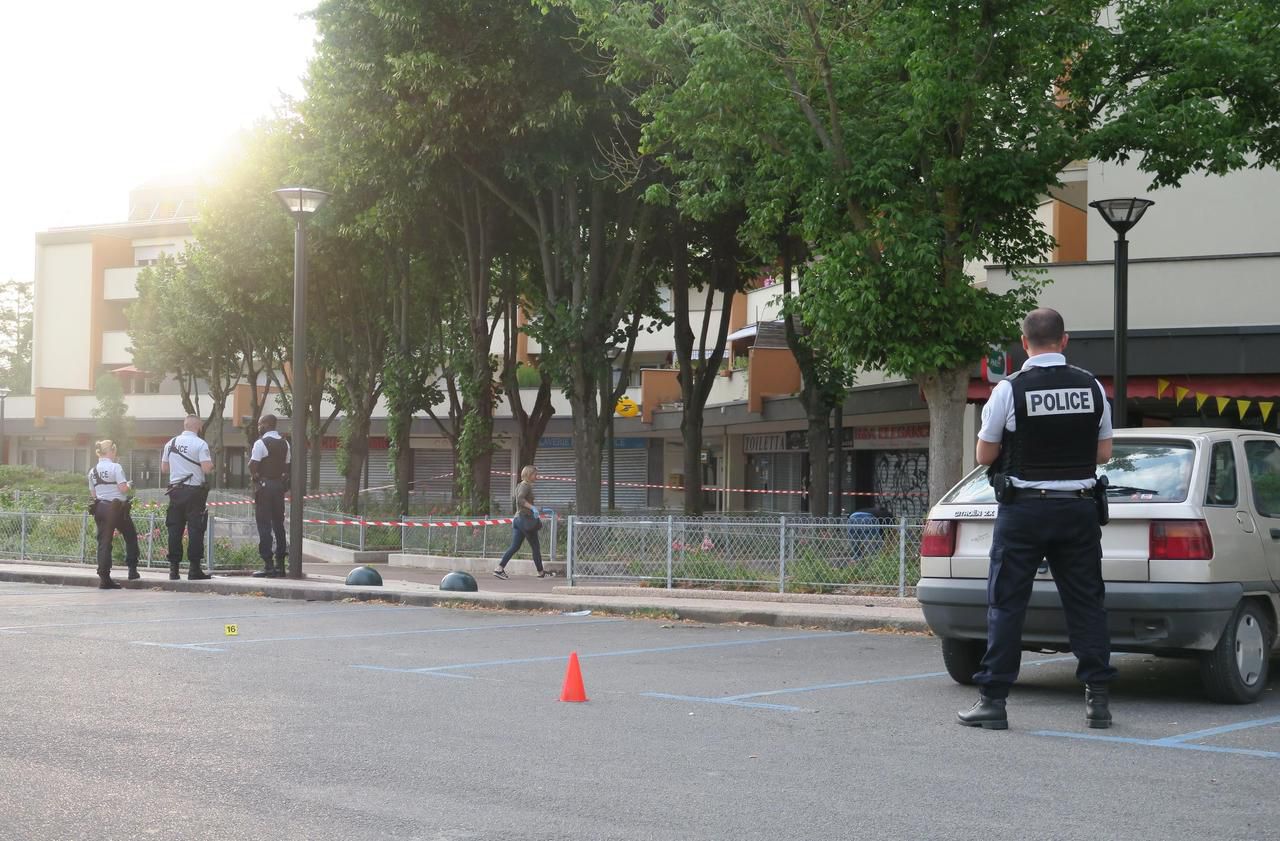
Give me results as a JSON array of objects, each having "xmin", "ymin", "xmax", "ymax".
[{"xmin": 559, "ymin": 651, "xmax": 588, "ymax": 702}]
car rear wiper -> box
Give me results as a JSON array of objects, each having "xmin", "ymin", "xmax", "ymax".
[{"xmin": 1105, "ymin": 485, "xmax": 1160, "ymax": 496}]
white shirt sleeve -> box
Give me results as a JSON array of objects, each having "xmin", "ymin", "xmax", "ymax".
[
  {"xmin": 196, "ymin": 439, "xmax": 212, "ymax": 463},
  {"xmin": 250, "ymin": 439, "xmax": 267, "ymax": 462},
  {"xmin": 1096, "ymin": 379, "xmax": 1114, "ymax": 439},
  {"xmin": 977, "ymin": 381, "xmax": 1014, "ymax": 443},
  {"xmin": 113, "ymin": 464, "xmax": 128, "ymax": 485}
]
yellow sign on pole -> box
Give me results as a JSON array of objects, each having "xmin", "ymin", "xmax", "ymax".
[{"xmin": 615, "ymin": 396, "xmax": 640, "ymax": 418}]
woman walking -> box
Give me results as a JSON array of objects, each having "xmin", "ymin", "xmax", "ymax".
[
  {"xmin": 494, "ymin": 465, "xmax": 546, "ymax": 579},
  {"xmin": 89, "ymin": 439, "xmax": 140, "ymax": 589}
]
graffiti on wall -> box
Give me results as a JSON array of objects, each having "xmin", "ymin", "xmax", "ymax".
[{"xmin": 873, "ymin": 450, "xmax": 930, "ymax": 518}]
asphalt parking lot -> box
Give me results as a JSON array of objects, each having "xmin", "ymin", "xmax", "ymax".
[{"xmin": 0, "ymin": 582, "xmax": 1276, "ymax": 841}]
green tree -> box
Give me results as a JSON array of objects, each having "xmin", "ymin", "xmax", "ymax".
[
  {"xmin": 578, "ymin": 0, "xmax": 1280, "ymax": 502},
  {"xmin": 128, "ymin": 252, "xmax": 239, "ymax": 480},
  {"xmin": 92, "ymin": 373, "xmax": 132, "ymax": 455},
  {"xmin": 0, "ymin": 280, "xmax": 32, "ymax": 394}
]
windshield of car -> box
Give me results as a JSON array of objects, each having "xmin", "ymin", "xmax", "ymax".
[{"xmin": 941, "ymin": 439, "xmax": 1198, "ymax": 505}]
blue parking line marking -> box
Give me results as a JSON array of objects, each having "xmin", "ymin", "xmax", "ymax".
[
  {"xmin": 1, "ymin": 606, "xmax": 361, "ymax": 633},
  {"xmin": 1035, "ymin": 730, "xmax": 1280, "ymax": 761},
  {"xmin": 647, "ymin": 653, "xmax": 1080, "ymax": 710},
  {"xmin": 641, "ymin": 693, "xmax": 803, "ymax": 712},
  {"xmin": 353, "ymin": 631, "xmax": 843, "ymax": 676},
  {"xmin": 135, "ymin": 617, "xmax": 623, "ymax": 652},
  {"xmin": 1152, "ymin": 715, "xmax": 1280, "ymax": 745}
]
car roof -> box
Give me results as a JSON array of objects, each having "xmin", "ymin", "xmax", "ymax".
[{"xmin": 1111, "ymin": 427, "xmax": 1280, "ymax": 442}]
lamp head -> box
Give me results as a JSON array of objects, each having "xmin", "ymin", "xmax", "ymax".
[
  {"xmin": 1089, "ymin": 197, "xmax": 1154, "ymax": 237},
  {"xmin": 273, "ymin": 187, "xmax": 330, "ymax": 220}
]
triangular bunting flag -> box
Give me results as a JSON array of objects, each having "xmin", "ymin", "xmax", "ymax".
[
  {"xmin": 1237, "ymin": 399, "xmax": 1252, "ymax": 417},
  {"xmin": 1176, "ymin": 386, "xmax": 1190, "ymax": 405},
  {"xmin": 1216, "ymin": 396, "xmax": 1231, "ymax": 414},
  {"xmin": 1262, "ymin": 402, "xmax": 1275, "ymax": 424},
  {"xmin": 1195, "ymin": 392, "xmax": 1208, "ymax": 411},
  {"xmin": 1157, "ymin": 379, "xmax": 1170, "ymax": 399}
]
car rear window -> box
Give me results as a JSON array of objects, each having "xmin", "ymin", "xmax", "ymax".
[{"xmin": 941, "ymin": 439, "xmax": 1197, "ymax": 505}]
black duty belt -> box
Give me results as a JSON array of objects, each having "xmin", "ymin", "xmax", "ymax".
[{"xmin": 1012, "ymin": 487, "xmax": 1092, "ymax": 500}]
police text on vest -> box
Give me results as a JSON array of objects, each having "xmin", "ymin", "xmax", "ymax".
[{"xmin": 1025, "ymin": 388, "xmax": 1094, "ymax": 416}]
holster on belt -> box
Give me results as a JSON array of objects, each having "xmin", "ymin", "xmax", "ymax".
[
  {"xmin": 1093, "ymin": 475, "xmax": 1110, "ymax": 526},
  {"xmin": 988, "ymin": 470, "xmax": 1015, "ymax": 503}
]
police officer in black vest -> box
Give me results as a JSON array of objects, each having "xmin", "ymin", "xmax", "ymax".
[
  {"xmin": 161, "ymin": 415, "xmax": 214, "ymax": 581},
  {"xmin": 249, "ymin": 414, "xmax": 290, "ymax": 578},
  {"xmin": 958, "ymin": 307, "xmax": 1117, "ymax": 731}
]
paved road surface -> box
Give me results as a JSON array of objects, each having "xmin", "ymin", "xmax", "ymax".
[{"xmin": 0, "ymin": 582, "xmax": 1275, "ymax": 840}]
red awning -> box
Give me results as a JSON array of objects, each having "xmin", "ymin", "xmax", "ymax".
[{"xmin": 968, "ymin": 374, "xmax": 1280, "ymax": 403}]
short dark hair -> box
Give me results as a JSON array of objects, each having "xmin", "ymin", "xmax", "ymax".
[
  {"xmin": 259, "ymin": 414, "xmax": 278, "ymax": 431},
  {"xmin": 1022, "ymin": 308, "xmax": 1065, "ymax": 348}
]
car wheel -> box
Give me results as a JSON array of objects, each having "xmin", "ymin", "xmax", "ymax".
[
  {"xmin": 940, "ymin": 637, "xmax": 985, "ymax": 685},
  {"xmin": 1199, "ymin": 601, "xmax": 1274, "ymax": 704}
]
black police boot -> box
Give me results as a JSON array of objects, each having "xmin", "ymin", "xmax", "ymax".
[
  {"xmin": 188, "ymin": 564, "xmax": 212, "ymax": 581},
  {"xmin": 168, "ymin": 563, "xmax": 180, "ymax": 581},
  {"xmin": 1085, "ymin": 683, "xmax": 1112, "ymax": 729},
  {"xmin": 127, "ymin": 565, "xmax": 140, "ymax": 580},
  {"xmin": 98, "ymin": 575, "xmax": 122, "ymax": 590},
  {"xmin": 251, "ymin": 562, "xmax": 275, "ymax": 578},
  {"xmin": 957, "ymin": 694, "xmax": 1008, "ymax": 730}
]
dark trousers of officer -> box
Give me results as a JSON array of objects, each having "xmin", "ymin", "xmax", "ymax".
[
  {"xmin": 975, "ymin": 496, "xmax": 1118, "ymax": 699},
  {"xmin": 94, "ymin": 501, "xmax": 139, "ymax": 578},
  {"xmin": 254, "ymin": 479, "xmax": 287, "ymax": 564},
  {"xmin": 166, "ymin": 485, "xmax": 209, "ymax": 567}
]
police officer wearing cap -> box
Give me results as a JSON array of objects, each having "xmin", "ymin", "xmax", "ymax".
[
  {"xmin": 249, "ymin": 414, "xmax": 290, "ymax": 578},
  {"xmin": 958, "ymin": 307, "xmax": 1117, "ymax": 731},
  {"xmin": 161, "ymin": 415, "xmax": 214, "ymax": 581},
  {"xmin": 88, "ymin": 439, "xmax": 140, "ymax": 589}
]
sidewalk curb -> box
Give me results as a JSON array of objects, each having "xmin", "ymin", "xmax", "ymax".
[{"xmin": 0, "ymin": 567, "xmax": 930, "ymax": 634}]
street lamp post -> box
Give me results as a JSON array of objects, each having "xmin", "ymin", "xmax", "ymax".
[
  {"xmin": 0, "ymin": 387, "xmax": 10, "ymax": 466},
  {"xmin": 606, "ymin": 347, "xmax": 623, "ymax": 511},
  {"xmin": 273, "ymin": 187, "xmax": 330, "ymax": 579},
  {"xmin": 1088, "ymin": 197, "xmax": 1154, "ymax": 429}
]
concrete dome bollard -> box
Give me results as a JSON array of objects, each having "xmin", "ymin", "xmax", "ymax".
[
  {"xmin": 345, "ymin": 566, "xmax": 383, "ymax": 586},
  {"xmin": 440, "ymin": 571, "xmax": 478, "ymax": 592}
]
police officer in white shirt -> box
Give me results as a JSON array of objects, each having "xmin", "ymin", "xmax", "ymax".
[
  {"xmin": 160, "ymin": 415, "xmax": 214, "ymax": 581},
  {"xmin": 957, "ymin": 308, "xmax": 1117, "ymax": 732},
  {"xmin": 249, "ymin": 414, "xmax": 290, "ymax": 578},
  {"xmin": 88, "ymin": 439, "xmax": 140, "ymax": 589}
]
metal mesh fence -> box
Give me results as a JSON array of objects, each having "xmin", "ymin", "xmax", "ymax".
[
  {"xmin": 0, "ymin": 508, "xmax": 266, "ymax": 572},
  {"xmin": 568, "ymin": 515, "xmax": 924, "ymax": 595}
]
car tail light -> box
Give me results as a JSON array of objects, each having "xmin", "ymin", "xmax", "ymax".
[
  {"xmin": 921, "ymin": 519, "xmax": 956, "ymax": 557},
  {"xmin": 1149, "ymin": 520, "xmax": 1213, "ymax": 560}
]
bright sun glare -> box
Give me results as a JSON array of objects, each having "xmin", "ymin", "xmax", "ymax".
[{"xmin": 0, "ymin": 0, "xmax": 316, "ymax": 284}]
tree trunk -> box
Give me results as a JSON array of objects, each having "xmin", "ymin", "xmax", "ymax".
[
  {"xmin": 392, "ymin": 410, "xmax": 412, "ymax": 515},
  {"xmin": 570, "ymin": 391, "xmax": 603, "ymax": 515},
  {"xmin": 917, "ymin": 365, "xmax": 971, "ymax": 506},
  {"xmin": 342, "ymin": 412, "xmax": 372, "ymax": 514},
  {"xmin": 806, "ymin": 399, "xmax": 830, "ymax": 517},
  {"xmin": 680, "ymin": 409, "xmax": 705, "ymax": 516}
]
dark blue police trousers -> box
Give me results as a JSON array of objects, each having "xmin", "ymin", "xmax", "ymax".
[{"xmin": 974, "ymin": 496, "xmax": 1118, "ymax": 698}]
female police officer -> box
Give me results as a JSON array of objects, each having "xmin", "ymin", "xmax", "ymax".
[
  {"xmin": 958, "ymin": 308, "xmax": 1117, "ymax": 731},
  {"xmin": 88, "ymin": 439, "xmax": 140, "ymax": 589}
]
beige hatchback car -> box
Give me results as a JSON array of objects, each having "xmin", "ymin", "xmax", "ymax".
[{"xmin": 917, "ymin": 428, "xmax": 1280, "ymax": 703}]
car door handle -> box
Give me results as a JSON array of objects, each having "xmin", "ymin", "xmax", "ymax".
[{"xmin": 1270, "ymin": 528, "xmax": 1280, "ymax": 540}]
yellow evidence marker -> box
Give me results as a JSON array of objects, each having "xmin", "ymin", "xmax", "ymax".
[{"xmin": 224, "ymin": 624, "xmax": 239, "ymax": 636}]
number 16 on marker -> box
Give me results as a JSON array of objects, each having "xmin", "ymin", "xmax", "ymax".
[{"xmin": 224, "ymin": 624, "xmax": 238, "ymax": 636}]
